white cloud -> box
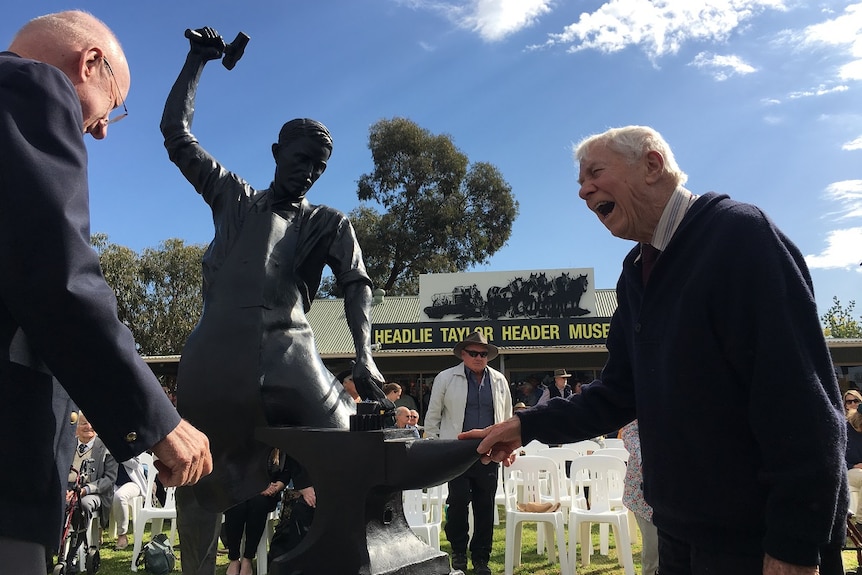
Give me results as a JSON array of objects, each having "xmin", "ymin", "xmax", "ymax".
[
  {"xmin": 808, "ymin": 180, "xmax": 862, "ymax": 270},
  {"xmin": 689, "ymin": 51, "xmax": 756, "ymax": 80},
  {"xmin": 844, "ymin": 136, "xmax": 862, "ymax": 151},
  {"xmin": 787, "ymin": 84, "xmax": 849, "ymax": 99},
  {"xmin": 839, "ymin": 58, "xmax": 862, "ymax": 81},
  {"xmin": 805, "ymin": 227, "xmax": 862, "ymax": 269},
  {"xmin": 797, "ymin": 3, "xmax": 862, "ymax": 80},
  {"xmin": 824, "ymin": 180, "xmax": 862, "ymax": 220},
  {"xmin": 466, "ymin": 0, "xmax": 553, "ymax": 41},
  {"xmin": 400, "ymin": 0, "xmax": 553, "ymax": 42},
  {"xmin": 533, "ymin": 0, "xmax": 786, "ymax": 59},
  {"xmin": 800, "ymin": 2, "xmax": 862, "ymax": 53}
]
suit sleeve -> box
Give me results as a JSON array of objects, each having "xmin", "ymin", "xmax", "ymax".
[{"xmin": 0, "ymin": 60, "xmax": 180, "ymax": 461}]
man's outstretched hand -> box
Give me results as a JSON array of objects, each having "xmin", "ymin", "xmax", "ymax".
[
  {"xmin": 151, "ymin": 419, "xmax": 212, "ymax": 487},
  {"xmin": 458, "ymin": 416, "xmax": 523, "ymax": 465}
]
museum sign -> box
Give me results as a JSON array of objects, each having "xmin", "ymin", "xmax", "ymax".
[{"xmin": 372, "ymin": 268, "xmax": 611, "ymax": 350}]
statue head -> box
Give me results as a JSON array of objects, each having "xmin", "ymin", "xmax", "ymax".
[{"xmin": 271, "ymin": 118, "xmax": 333, "ymax": 201}]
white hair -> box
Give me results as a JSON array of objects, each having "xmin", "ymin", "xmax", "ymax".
[{"xmin": 574, "ymin": 125, "xmax": 688, "ymax": 186}]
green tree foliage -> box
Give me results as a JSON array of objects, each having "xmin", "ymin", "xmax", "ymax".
[
  {"xmin": 821, "ymin": 296, "xmax": 862, "ymax": 338},
  {"xmin": 343, "ymin": 117, "xmax": 518, "ymax": 296},
  {"xmin": 92, "ymin": 234, "xmax": 207, "ymax": 355}
]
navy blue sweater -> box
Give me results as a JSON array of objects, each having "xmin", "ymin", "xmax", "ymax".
[{"xmin": 518, "ymin": 192, "xmax": 847, "ymax": 565}]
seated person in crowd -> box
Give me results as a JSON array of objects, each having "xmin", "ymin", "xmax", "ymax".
[
  {"xmin": 407, "ymin": 409, "xmax": 424, "ymax": 437},
  {"xmin": 224, "ymin": 448, "xmax": 292, "ymax": 575},
  {"xmin": 112, "ymin": 454, "xmax": 148, "ymax": 550},
  {"xmin": 845, "ymin": 389, "xmax": 862, "ymax": 416},
  {"xmin": 67, "ymin": 413, "xmax": 118, "ymax": 548},
  {"xmin": 515, "ymin": 378, "xmax": 544, "ymax": 407},
  {"xmin": 537, "ymin": 369, "xmax": 574, "ymax": 404},
  {"xmin": 263, "ymin": 454, "xmax": 317, "ymax": 565},
  {"xmin": 391, "ymin": 406, "xmax": 421, "ymax": 438},
  {"xmin": 846, "ymin": 408, "xmax": 862, "ymax": 524}
]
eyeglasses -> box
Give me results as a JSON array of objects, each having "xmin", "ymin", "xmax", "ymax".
[
  {"xmin": 464, "ymin": 349, "xmax": 488, "ymax": 358},
  {"xmin": 102, "ymin": 57, "xmax": 128, "ymax": 124},
  {"xmin": 846, "ymin": 398, "xmax": 861, "ymax": 405}
]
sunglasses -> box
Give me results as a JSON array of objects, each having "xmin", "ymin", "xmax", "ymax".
[
  {"xmin": 464, "ymin": 349, "xmax": 488, "ymax": 358},
  {"xmin": 846, "ymin": 398, "xmax": 861, "ymax": 405}
]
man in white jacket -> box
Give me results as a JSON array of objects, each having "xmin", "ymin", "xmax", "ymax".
[{"xmin": 424, "ymin": 331, "xmax": 512, "ymax": 575}]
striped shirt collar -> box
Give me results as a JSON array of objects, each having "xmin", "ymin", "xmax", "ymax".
[{"xmin": 649, "ymin": 186, "xmax": 698, "ymax": 251}]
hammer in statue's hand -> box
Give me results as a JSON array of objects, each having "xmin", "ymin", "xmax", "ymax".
[{"xmin": 184, "ymin": 27, "xmax": 249, "ymax": 70}]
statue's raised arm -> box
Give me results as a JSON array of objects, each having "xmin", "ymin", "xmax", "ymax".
[{"xmin": 160, "ymin": 27, "xmax": 223, "ymax": 150}]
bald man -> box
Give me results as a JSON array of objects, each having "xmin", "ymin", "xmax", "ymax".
[{"xmin": 0, "ymin": 11, "xmax": 211, "ymax": 573}]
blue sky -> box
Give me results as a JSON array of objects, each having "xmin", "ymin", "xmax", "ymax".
[{"xmin": 3, "ymin": 1, "xmax": 860, "ymax": 319}]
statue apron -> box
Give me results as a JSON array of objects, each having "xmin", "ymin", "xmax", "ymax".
[{"xmin": 176, "ymin": 207, "xmax": 355, "ymax": 512}]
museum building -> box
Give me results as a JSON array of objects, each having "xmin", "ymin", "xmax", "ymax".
[{"xmin": 144, "ymin": 269, "xmax": 862, "ymax": 422}]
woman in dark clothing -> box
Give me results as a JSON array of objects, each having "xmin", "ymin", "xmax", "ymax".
[{"xmin": 224, "ymin": 449, "xmax": 300, "ymax": 575}]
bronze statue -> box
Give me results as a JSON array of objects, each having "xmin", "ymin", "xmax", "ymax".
[
  {"xmin": 162, "ymin": 27, "xmax": 482, "ymax": 575},
  {"xmin": 160, "ymin": 26, "xmax": 390, "ymax": 512}
]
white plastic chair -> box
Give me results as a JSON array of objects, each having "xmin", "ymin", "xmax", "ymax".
[
  {"xmin": 423, "ymin": 483, "xmax": 448, "ymax": 531},
  {"xmin": 561, "ymin": 439, "xmax": 600, "ymax": 455},
  {"xmin": 538, "ymin": 448, "xmax": 580, "ymax": 521},
  {"xmin": 602, "ymin": 438, "xmax": 626, "ymax": 449},
  {"xmin": 494, "ymin": 465, "xmax": 505, "ymax": 525},
  {"xmin": 503, "ymin": 455, "xmax": 568, "ymax": 575},
  {"xmin": 568, "ymin": 455, "xmax": 634, "ymax": 575},
  {"xmin": 520, "ymin": 439, "xmax": 550, "ymax": 455},
  {"xmin": 593, "ymin": 447, "xmax": 630, "ymax": 462},
  {"xmin": 403, "ymin": 488, "xmax": 442, "ymax": 550},
  {"xmin": 254, "ymin": 507, "xmax": 279, "ymax": 575},
  {"xmin": 578, "ymin": 449, "xmax": 629, "ymax": 557},
  {"xmin": 130, "ymin": 457, "xmax": 177, "ymax": 571}
]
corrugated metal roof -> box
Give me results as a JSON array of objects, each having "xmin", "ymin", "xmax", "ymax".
[
  {"xmin": 144, "ymin": 290, "xmax": 862, "ymax": 362},
  {"xmin": 593, "ymin": 289, "xmax": 618, "ymax": 317},
  {"xmin": 306, "ymin": 290, "xmax": 619, "ymax": 355}
]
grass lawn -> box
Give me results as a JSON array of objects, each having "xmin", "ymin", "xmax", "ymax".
[{"xmin": 70, "ymin": 510, "xmax": 862, "ymax": 574}]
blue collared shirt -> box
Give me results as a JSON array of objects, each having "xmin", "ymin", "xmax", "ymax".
[{"xmin": 462, "ymin": 366, "xmax": 495, "ymax": 432}]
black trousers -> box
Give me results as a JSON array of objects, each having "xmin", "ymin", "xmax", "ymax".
[
  {"xmin": 657, "ymin": 529, "xmax": 844, "ymax": 575},
  {"xmin": 444, "ymin": 460, "xmax": 499, "ymax": 564},
  {"xmin": 223, "ymin": 494, "xmax": 277, "ymax": 561}
]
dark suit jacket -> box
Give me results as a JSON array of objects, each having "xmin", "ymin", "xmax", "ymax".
[{"xmin": 0, "ymin": 52, "xmax": 181, "ymax": 549}]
